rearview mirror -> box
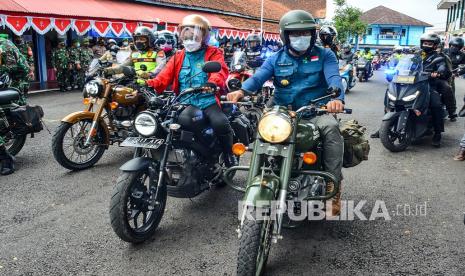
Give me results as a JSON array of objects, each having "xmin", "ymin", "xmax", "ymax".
[{"xmin": 202, "ymin": 61, "xmax": 221, "ymax": 73}]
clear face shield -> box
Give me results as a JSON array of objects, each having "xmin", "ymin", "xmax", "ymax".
[{"xmin": 180, "ymin": 25, "xmax": 206, "ymax": 52}]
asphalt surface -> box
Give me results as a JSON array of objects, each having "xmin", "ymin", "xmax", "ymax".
[{"xmin": 1, "ymin": 71, "xmax": 465, "ymax": 275}]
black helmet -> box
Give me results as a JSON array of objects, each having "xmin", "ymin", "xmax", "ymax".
[
  {"xmin": 420, "ymin": 33, "xmax": 440, "ymax": 53},
  {"xmin": 319, "ymin": 25, "xmax": 337, "ymax": 46},
  {"xmin": 449, "ymin": 37, "xmax": 464, "ymax": 53},
  {"xmin": 154, "ymin": 30, "xmax": 177, "ymax": 50},
  {"xmin": 246, "ymin": 34, "xmax": 262, "ymax": 52},
  {"xmin": 133, "ymin": 26, "xmax": 155, "ymax": 51},
  {"xmin": 342, "ymin": 43, "xmax": 351, "ymax": 52},
  {"xmin": 279, "ymin": 10, "xmax": 317, "ymax": 52}
]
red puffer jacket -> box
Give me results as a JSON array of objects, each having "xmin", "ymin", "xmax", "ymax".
[{"xmin": 146, "ymin": 46, "xmax": 229, "ymax": 95}]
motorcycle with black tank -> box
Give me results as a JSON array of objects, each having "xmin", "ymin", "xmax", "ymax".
[
  {"xmin": 380, "ymin": 54, "xmax": 444, "ymax": 152},
  {"xmin": 0, "ymin": 73, "xmax": 44, "ymax": 156},
  {"xmin": 109, "ymin": 61, "xmax": 254, "ymax": 243},
  {"xmin": 223, "ymin": 89, "xmax": 352, "ymax": 275}
]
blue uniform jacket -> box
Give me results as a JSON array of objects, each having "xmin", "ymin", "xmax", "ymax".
[{"xmin": 242, "ymin": 45, "xmax": 344, "ymax": 110}]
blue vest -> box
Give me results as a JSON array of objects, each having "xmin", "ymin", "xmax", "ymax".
[
  {"xmin": 179, "ymin": 49, "xmax": 216, "ymax": 110},
  {"xmin": 272, "ymin": 46, "xmax": 328, "ymax": 110}
]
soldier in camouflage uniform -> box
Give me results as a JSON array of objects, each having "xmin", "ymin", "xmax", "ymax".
[
  {"xmin": 0, "ymin": 33, "xmax": 30, "ymax": 175},
  {"xmin": 51, "ymin": 39, "xmax": 69, "ymax": 92},
  {"xmin": 68, "ymin": 39, "xmax": 82, "ymax": 90},
  {"xmin": 79, "ymin": 38, "xmax": 94, "ymax": 88},
  {"xmin": 13, "ymin": 35, "xmax": 34, "ymax": 94}
]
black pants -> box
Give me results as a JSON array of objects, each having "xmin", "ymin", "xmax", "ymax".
[
  {"xmin": 447, "ymin": 77, "xmax": 458, "ymax": 115},
  {"xmin": 429, "ymin": 89, "xmax": 445, "ymax": 133},
  {"xmin": 179, "ymin": 104, "xmax": 233, "ymax": 153}
]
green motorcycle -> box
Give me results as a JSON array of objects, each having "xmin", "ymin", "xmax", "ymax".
[{"xmin": 224, "ymin": 90, "xmax": 351, "ymax": 276}]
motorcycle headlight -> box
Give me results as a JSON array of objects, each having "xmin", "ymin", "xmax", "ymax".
[
  {"xmin": 234, "ymin": 64, "xmax": 242, "ymax": 71},
  {"xmin": 134, "ymin": 112, "xmax": 157, "ymax": 137},
  {"xmin": 387, "ymin": 91, "xmax": 397, "ymax": 101},
  {"xmin": 258, "ymin": 112, "xmax": 292, "ymax": 143},
  {"xmin": 402, "ymin": 91, "xmax": 420, "ymax": 102},
  {"xmin": 85, "ymin": 80, "xmax": 102, "ymax": 97}
]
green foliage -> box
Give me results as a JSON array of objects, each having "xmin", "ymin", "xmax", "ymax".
[{"xmin": 332, "ymin": 0, "xmax": 368, "ymax": 43}]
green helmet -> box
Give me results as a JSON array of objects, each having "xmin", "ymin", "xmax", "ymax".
[
  {"xmin": 82, "ymin": 38, "xmax": 90, "ymax": 44},
  {"xmin": 0, "ymin": 34, "xmax": 8, "ymax": 40},
  {"xmin": 279, "ymin": 10, "xmax": 317, "ymax": 49}
]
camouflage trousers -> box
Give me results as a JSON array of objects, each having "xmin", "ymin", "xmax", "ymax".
[
  {"xmin": 56, "ymin": 69, "xmax": 69, "ymax": 88},
  {"xmin": 77, "ymin": 68, "xmax": 87, "ymax": 89},
  {"xmin": 0, "ymin": 108, "xmax": 7, "ymax": 146}
]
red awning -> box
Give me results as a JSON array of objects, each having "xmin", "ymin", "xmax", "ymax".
[{"xmin": 0, "ymin": 0, "xmax": 233, "ymax": 28}]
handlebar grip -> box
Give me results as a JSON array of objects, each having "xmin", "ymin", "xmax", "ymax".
[{"xmin": 344, "ymin": 108, "xmax": 352, "ymax": 114}]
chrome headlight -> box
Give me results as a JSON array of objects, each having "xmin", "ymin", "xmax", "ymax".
[
  {"xmin": 85, "ymin": 81, "xmax": 101, "ymax": 97},
  {"xmin": 402, "ymin": 91, "xmax": 420, "ymax": 102},
  {"xmin": 387, "ymin": 91, "xmax": 397, "ymax": 101},
  {"xmin": 258, "ymin": 111, "xmax": 292, "ymax": 143},
  {"xmin": 234, "ymin": 64, "xmax": 242, "ymax": 71},
  {"xmin": 134, "ymin": 112, "xmax": 157, "ymax": 137}
]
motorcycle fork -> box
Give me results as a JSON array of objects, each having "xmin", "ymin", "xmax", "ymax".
[{"xmin": 85, "ymin": 80, "xmax": 110, "ymax": 146}]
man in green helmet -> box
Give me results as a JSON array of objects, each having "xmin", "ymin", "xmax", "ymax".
[{"xmin": 227, "ymin": 10, "xmax": 345, "ymax": 215}]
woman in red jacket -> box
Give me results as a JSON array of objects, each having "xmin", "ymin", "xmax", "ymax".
[{"xmin": 146, "ymin": 14, "xmax": 237, "ymax": 167}]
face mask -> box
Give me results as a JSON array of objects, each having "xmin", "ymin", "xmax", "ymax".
[
  {"xmin": 136, "ymin": 42, "xmax": 147, "ymax": 51},
  {"xmin": 75, "ymin": 43, "xmax": 80, "ymax": 47},
  {"xmin": 289, "ymin": 36, "xmax": 311, "ymax": 52},
  {"xmin": 123, "ymin": 41, "xmax": 129, "ymax": 46},
  {"xmin": 183, "ymin": 39, "xmax": 201, "ymax": 52},
  {"xmin": 450, "ymin": 46, "xmax": 459, "ymax": 54},
  {"xmin": 423, "ymin": 45, "xmax": 434, "ymax": 53},
  {"xmin": 162, "ymin": 44, "xmax": 173, "ymax": 52}
]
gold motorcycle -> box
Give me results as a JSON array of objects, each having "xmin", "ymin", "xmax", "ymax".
[{"xmin": 52, "ymin": 65, "xmax": 153, "ymax": 170}]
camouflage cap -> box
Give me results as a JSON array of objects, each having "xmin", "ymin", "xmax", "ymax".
[
  {"xmin": 82, "ymin": 38, "xmax": 90, "ymax": 43},
  {"xmin": 0, "ymin": 33, "xmax": 9, "ymax": 39}
]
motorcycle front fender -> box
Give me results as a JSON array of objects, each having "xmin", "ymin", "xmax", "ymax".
[
  {"xmin": 382, "ymin": 111, "xmax": 400, "ymax": 121},
  {"xmin": 61, "ymin": 111, "xmax": 110, "ymax": 146},
  {"xmin": 242, "ymin": 174, "xmax": 280, "ymax": 207},
  {"xmin": 119, "ymin": 157, "xmax": 153, "ymax": 172}
]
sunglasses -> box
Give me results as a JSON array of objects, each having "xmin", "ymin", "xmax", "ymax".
[{"xmin": 156, "ymin": 39, "xmax": 173, "ymax": 45}]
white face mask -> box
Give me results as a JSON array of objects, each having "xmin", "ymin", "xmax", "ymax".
[
  {"xmin": 289, "ymin": 36, "xmax": 312, "ymax": 52},
  {"xmin": 183, "ymin": 39, "xmax": 201, "ymax": 52}
]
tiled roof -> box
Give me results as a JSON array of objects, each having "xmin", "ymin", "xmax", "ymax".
[
  {"xmin": 153, "ymin": 0, "xmax": 327, "ymax": 20},
  {"xmin": 361, "ymin": 5, "xmax": 432, "ymax": 27}
]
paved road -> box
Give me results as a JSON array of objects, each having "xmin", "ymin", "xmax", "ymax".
[{"xmin": 1, "ymin": 71, "xmax": 465, "ymax": 275}]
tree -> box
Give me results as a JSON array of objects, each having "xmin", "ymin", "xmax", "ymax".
[{"xmin": 332, "ymin": 0, "xmax": 368, "ymax": 43}]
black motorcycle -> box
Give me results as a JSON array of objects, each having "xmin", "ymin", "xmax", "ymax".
[
  {"xmin": 380, "ymin": 54, "xmax": 443, "ymax": 152},
  {"xmin": 0, "ymin": 73, "xmax": 44, "ymax": 156},
  {"xmin": 356, "ymin": 57, "xmax": 373, "ymax": 82},
  {"xmin": 109, "ymin": 61, "xmax": 253, "ymax": 243}
]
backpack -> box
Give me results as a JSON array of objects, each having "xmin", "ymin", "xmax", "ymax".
[{"xmin": 340, "ymin": 120, "xmax": 370, "ymax": 168}]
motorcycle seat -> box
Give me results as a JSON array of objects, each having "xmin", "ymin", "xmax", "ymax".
[{"xmin": 0, "ymin": 90, "xmax": 20, "ymax": 105}]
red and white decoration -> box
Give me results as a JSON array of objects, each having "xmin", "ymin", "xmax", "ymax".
[
  {"xmin": 3, "ymin": 15, "xmax": 30, "ymax": 36},
  {"xmin": 110, "ymin": 22, "xmax": 124, "ymax": 36},
  {"xmin": 124, "ymin": 22, "xmax": 138, "ymax": 34},
  {"xmin": 93, "ymin": 21, "xmax": 110, "ymax": 36},
  {"xmin": 29, "ymin": 17, "xmax": 53, "ymax": 35},
  {"xmin": 73, "ymin": 20, "xmax": 92, "ymax": 36},
  {"xmin": 54, "ymin": 18, "xmax": 72, "ymax": 35},
  {"xmin": 140, "ymin": 22, "xmax": 157, "ymax": 32}
]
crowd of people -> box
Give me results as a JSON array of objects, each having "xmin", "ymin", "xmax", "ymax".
[{"xmin": 1, "ymin": 10, "xmax": 465, "ymax": 212}]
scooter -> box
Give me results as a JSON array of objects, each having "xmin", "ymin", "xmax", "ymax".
[
  {"xmin": 380, "ymin": 54, "xmax": 444, "ymax": 152},
  {"xmin": 339, "ymin": 60, "xmax": 356, "ymax": 93},
  {"xmin": 356, "ymin": 57, "xmax": 373, "ymax": 82}
]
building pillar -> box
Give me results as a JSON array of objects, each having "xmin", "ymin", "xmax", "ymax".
[
  {"xmin": 34, "ymin": 34, "xmax": 47, "ymax": 90},
  {"xmin": 461, "ymin": 0, "xmax": 464, "ymax": 29},
  {"xmin": 406, "ymin": 26, "xmax": 410, "ymax": 46}
]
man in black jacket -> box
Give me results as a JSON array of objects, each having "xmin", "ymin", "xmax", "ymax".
[
  {"xmin": 421, "ymin": 33, "xmax": 453, "ymax": 147},
  {"xmin": 444, "ymin": 36, "xmax": 465, "ymax": 121}
]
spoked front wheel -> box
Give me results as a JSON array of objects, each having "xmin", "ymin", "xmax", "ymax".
[
  {"xmin": 109, "ymin": 169, "xmax": 167, "ymax": 243},
  {"xmin": 237, "ymin": 207, "xmax": 273, "ymax": 276},
  {"xmin": 52, "ymin": 119, "xmax": 107, "ymax": 170}
]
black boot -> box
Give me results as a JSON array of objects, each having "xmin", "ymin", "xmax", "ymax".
[
  {"xmin": 0, "ymin": 146, "xmax": 15, "ymax": 175},
  {"xmin": 449, "ymin": 113, "xmax": 458, "ymax": 122},
  {"xmin": 370, "ymin": 130, "xmax": 380, "ymax": 139},
  {"xmin": 218, "ymin": 133, "xmax": 238, "ymax": 168},
  {"xmin": 432, "ymin": 133, "xmax": 441, "ymax": 148},
  {"xmin": 59, "ymin": 86, "xmax": 66, "ymax": 92}
]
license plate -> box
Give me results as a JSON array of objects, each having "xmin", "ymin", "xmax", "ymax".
[
  {"xmin": 395, "ymin": 75, "xmax": 415, "ymax": 84},
  {"xmin": 120, "ymin": 137, "xmax": 164, "ymax": 149}
]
